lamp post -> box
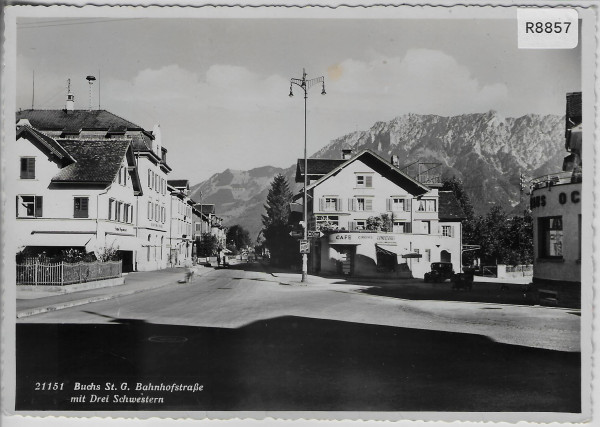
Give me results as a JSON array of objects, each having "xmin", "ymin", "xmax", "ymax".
[{"xmin": 289, "ymin": 68, "xmax": 326, "ymax": 283}]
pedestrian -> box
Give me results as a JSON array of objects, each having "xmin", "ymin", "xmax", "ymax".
[
  {"xmin": 216, "ymin": 249, "xmax": 221, "ymax": 268},
  {"xmin": 184, "ymin": 259, "xmax": 195, "ymax": 283}
]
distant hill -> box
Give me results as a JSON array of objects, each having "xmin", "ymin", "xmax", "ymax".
[{"xmin": 192, "ymin": 112, "xmax": 566, "ymax": 241}]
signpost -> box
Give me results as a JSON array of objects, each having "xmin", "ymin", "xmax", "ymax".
[
  {"xmin": 289, "ymin": 231, "xmax": 303, "ymax": 239},
  {"xmin": 299, "ymin": 239, "xmax": 310, "ymax": 254},
  {"xmin": 307, "ymin": 230, "xmax": 322, "ymax": 238}
]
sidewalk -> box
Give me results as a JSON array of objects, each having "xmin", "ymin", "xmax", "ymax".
[{"xmin": 16, "ymin": 266, "xmax": 214, "ymax": 319}]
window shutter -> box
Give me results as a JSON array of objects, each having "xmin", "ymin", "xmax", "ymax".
[
  {"xmin": 16, "ymin": 196, "xmax": 19, "ymax": 217},
  {"xmin": 450, "ymin": 226, "xmax": 454, "ymax": 238},
  {"xmin": 365, "ymin": 199, "xmax": 373, "ymax": 211},
  {"xmin": 336, "ymin": 198, "xmax": 343, "ymax": 212},
  {"xmin": 27, "ymin": 158, "xmax": 35, "ymax": 179},
  {"xmin": 81, "ymin": 198, "xmax": 88, "ymax": 215},
  {"xmin": 406, "ymin": 222, "xmax": 412, "ymax": 233},
  {"xmin": 386, "ymin": 199, "xmax": 391, "ymax": 211},
  {"xmin": 35, "ymin": 196, "xmax": 43, "ymax": 217},
  {"xmin": 366, "ymin": 175, "xmax": 373, "ymax": 188},
  {"xmin": 319, "ymin": 198, "xmax": 324, "ymax": 211},
  {"xmin": 404, "ymin": 199, "xmax": 411, "ymax": 212}
]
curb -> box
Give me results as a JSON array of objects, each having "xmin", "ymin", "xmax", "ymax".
[{"xmin": 17, "ymin": 267, "xmax": 215, "ymax": 319}]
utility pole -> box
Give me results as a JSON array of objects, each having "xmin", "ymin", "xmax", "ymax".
[{"xmin": 289, "ymin": 68, "xmax": 326, "ymax": 283}]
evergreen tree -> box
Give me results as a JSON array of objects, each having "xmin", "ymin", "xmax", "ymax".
[{"xmin": 261, "ymin": 174, "xmax": 295, "ymax": 266}]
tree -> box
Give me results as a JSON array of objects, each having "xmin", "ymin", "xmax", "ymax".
[
  {"xmin": 261, "ymin": 174, "xmax": 296, "ymax": 267},
  {"xmin": 226, "ymin": 225, "xmax": 252, "ymax": 252},
  {"xmin": 196, "ymin": 232, "xmax": 219, "ymax": 257},
  {"xmin": 441, "ymin": 176, "xmax": 474, "ymax": 220}
]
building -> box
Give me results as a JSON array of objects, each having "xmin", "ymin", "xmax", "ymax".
[
  {"xmin": 295, "ymin": 149, "xmax": 465, "ymax": 278},
  {"xmin": 16, "ymin": 97, "xmax": 172, "ymax": 271},
  {"xmin": 529, "ymin": 92, "xmax": 582, "ymax": 306},
  {"xmin": 15, "ymin": 121, "xmax": 142, "ymax": 272},
  {"xmin": 167, "ymin": 180, "xmax": 193, "ymax": 266}
]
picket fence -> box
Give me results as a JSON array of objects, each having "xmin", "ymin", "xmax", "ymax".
[{"xmin": 16, "ymin": 260, "xmax": 122, "ymax": 286}]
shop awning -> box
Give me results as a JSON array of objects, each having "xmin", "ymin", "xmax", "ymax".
[
  {"xmin": 26, "ymin": 231, "xmax": 95, "ymax": 251},
  {"xmin": 402, "ymin": 252, "xmax": 422, "ymax": 259},
  {"xmin": 375, "ymin": 244, "xmax": 398, "ymax": 256}
]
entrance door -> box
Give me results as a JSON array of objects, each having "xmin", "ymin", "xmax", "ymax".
[
  {"xmin": 341, "ymin": 247, "xmax": 354, "ymax": 275},
  {"xmin": 441, "ymin": 250, "xmax": 451, "ymax": 263}
]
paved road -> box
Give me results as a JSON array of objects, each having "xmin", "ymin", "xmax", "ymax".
[{"xmin": 16, "ymin": 264, "xmax": 581, "ymax": 412}]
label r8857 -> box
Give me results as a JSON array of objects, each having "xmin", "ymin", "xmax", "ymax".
[{"xmin": 525, "ymin": 21, "xmax": 572, "ymax": 34}]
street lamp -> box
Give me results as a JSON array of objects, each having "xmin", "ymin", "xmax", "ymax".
[{"xmin": 289, "ymin": 68, "xmax": 326, "ymax": 283}]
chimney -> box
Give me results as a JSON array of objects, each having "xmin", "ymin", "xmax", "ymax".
[
  {"xmin": 391, "ymin": 155, "xmax": 400, "ymax": 167},
  {"xmin": 341, "ymin": 148, "xmax": 353, "ymax": 160},
  {"xmin": 65, "ymin": 78, "xmax": 75, "ymax": 111}
]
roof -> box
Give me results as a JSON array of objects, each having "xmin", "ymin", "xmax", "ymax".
[
  {"xmin": 168, "ymin": 179, "xmax": 189, "ymax": 189},
  {"xmin": 51, "ymin": 139, "xmax": 130, "ymax": 184},
  {"xmin": 295, "ymin": 159, "xmax": 346, "ymax": 182},
  {"xmin": 16, "ymin": 125, "xmax": 75, "ymax": 163},
  {"xmin": 438, "ymin": 191, "xmax": 466, "ymax": 222},
  {"xmin": 16, "ymin": 109, "xmax": 144, "ymax": 133},
  {"xmin": 305, "ymin": 149, "xmax": 431, "ymax": 196}
]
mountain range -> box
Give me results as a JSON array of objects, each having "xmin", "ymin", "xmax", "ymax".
[{"xmin": 190, "ymin": 111, "xmax": 566, "ymax": 241}]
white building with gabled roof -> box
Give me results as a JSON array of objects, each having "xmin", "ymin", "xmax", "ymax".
[
  {"xmin": 13, "ymin": 122, "xmax": 143, "ymax": 271},
  {"xmin": 295, "ymin": 149, "xmax": 465, "ymax": 279}
]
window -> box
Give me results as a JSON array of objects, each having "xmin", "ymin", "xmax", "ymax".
[
  {"xmin": 419, "ymin": 220, "xmax": 431, "ymax": 234},
  {"xmin": 16, "ymin": 195, "xmax": 42, "ymax": 218},
  {"xmin": 148, "ymin": 169, "xmax": 152, "ymax": 189},
  {"xmin": 20, "ymin": 157, "xmax": 35, "ymax": 179},
  {"xmin": 353, "ymin": 197, "xmax": 372, "ymax": 211},
  {"xmin": 414, "ymin": 248, "xmax": 420, "ymax": 263},
  {"xmin": 356, "ymin": 174, "xmax": 373, "ymax": 188},
  {"xmin": 388, "ymin": 198, "xmax": 408, "ymax": 212},
  {"xmin": 123, "ymin": 204, "xmax": 129, "ymax": 223},
  {"xmin": 74, "ymin": 197, "xmax": 89, "ymax": 218},
  {"xmin": 538, "ymin": 216, "xmax": 563, "ymax": 258},
  {"xmin": 148, "ymin": 201, "xmax": 153, "ymax": 220},
  {"xmin": 320, "ymin": 197, "xmax": 341, "ymax": 212},
  {"xmin": 425, "ymin": 249, "xmax": 431, "ymax": 262},
  {"xmin": 393, "ymin": 221, "xmax": 411, "ymax": 233},
  {"xmin": 116, "ymin": 202, "xmax": 123, "ymax": 222},
  {"xmin": 350, "ymin": 220, "xmax": 366, "ymax": 231},
  {"xmin": 441, "ymin": 225, "xmax": 454, "ymax": 237},
  {"xmin": 108, "ymin": 198, "xmax": 115, "ymax": 220},
  {"xmin": 417, "ymin": 199, "xmax": 437, "ymax": 212},
  {"xmin": 147, "ymin": 235, "xmax": 151, "ymax": 262}
]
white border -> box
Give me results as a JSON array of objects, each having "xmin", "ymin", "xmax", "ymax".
[{"xmin": 1, "ymin": 2, "xmax": 597, "ymax": 425}]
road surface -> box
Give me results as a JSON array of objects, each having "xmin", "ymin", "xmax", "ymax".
[{"xmin": 16, "ymin": 264, "xmax": 581, "ymax": 412}]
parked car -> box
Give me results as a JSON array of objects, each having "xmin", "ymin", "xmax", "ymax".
[
  {"xmin": 451, "ymin": 267, "xmax": 475, "ymax": 290},
  {"xmin": 424, "ymin": 262, "xmax": 455, "ymax": 283}
]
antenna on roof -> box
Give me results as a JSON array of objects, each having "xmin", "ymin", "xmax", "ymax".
[
  {"xmin": 66, "ymin": 78, "xmax": 75, "ymax": 111},
  {"xmin": 31, "ymin": 70, "xmax": 35, "ymax": 110},
  {"xmin": 98, "ymin": 69, "xmax": 101, "ymax": 110},
  {"xmin": 86, "ymin": 75, "xmax": 96, "ymax": 111}
]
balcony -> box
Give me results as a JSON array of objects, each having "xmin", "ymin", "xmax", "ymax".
[{"xmin": 531, "ymin": 170, "xmax": 582, "ymax": 190}]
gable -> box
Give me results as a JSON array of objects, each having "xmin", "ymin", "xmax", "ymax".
[{"xmin": 308, "ymin": 150, "xmax": 430, "ymax": 197}]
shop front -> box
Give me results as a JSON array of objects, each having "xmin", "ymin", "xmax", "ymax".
[{"xmin": 318, "ymin": 231, "xmax": 459, "ymax": 279}]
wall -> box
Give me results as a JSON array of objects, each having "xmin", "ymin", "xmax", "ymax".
[
  {"xmin": 530, "ymin": 182, "xmax": 581, "ymax": 284},
  {"xmin": 15, "ymin": 136, "xmax": 138, "ymax": 256},
  {"xmin": 319, "ymin": 228, "xmax": 461, "ymax": 279}
]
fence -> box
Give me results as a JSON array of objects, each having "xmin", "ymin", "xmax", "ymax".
[{"xmin": 17, "ymin": 260, "xmax": 122, "ymax": 286}]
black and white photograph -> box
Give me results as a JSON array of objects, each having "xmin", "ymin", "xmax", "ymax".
[{"xmin": 1, "ymin": 2, "xmax": 596, "ymax": 424}]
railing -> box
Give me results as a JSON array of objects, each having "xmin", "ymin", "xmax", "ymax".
[
  {"xmin": 17, "ymin": 260, "xmax": 122, "ymax": 286},
  {"xmin": 531, "ymin": 171, "xmax": 582, "ymax": 190},
  {"xmin": 505, "ymin": 264, "xmax": 533, "ymax": 273}
]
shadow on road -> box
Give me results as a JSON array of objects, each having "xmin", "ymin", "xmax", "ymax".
[
  {"xmin": 17, "ymin": 314, "xmax": 580, "ymax": 412},
  {"xmin": 353, "ymin": 280, "xmax": 540, "ymax": 306}
]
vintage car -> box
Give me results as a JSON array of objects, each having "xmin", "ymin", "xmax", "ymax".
[{"xmin": 423, "ymin": 262, "xmax": 455, "ymax": 283}]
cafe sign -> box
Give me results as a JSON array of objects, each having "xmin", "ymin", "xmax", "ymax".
[{"xmin": 329, "ymin": 233, "xmax": 399, "ymax": 245}]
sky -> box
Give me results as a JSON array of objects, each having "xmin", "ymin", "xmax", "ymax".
[{"xmin": 16, "ymin": 17, "xmax": 581, "ymax": 183}]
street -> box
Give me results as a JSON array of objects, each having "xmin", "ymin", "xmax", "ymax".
[{"xmin": 16, "ymin": 263, "xmax": 580, "ymax": 412}]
